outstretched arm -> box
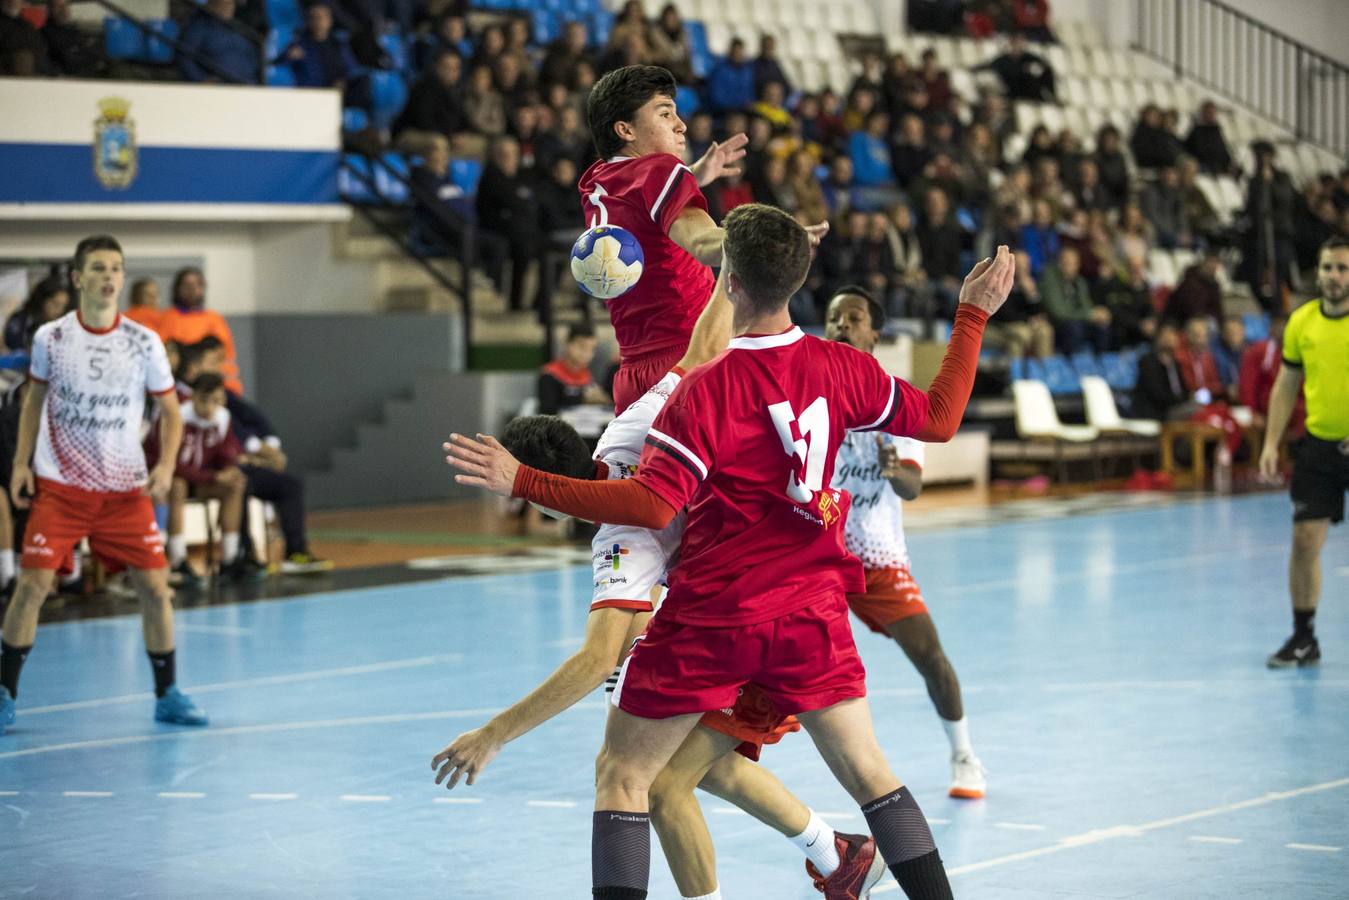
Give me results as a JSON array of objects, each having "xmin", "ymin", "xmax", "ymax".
[
  {"xmin": 444, "ymin": 433, "xmax": 679, "ymax": 529},
  {"xmin": 676, "ymin": 268, "xmax": 733, "ymax": 370},
  {"xmin": 432, "ymin": 606, "xmax": 645, "ymax": 789}
]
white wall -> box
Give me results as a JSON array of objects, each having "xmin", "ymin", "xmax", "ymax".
[
  {"xmin": 0, "ymin": 221, "xmax": 377, "ymax": 316},
  {"xmin": 1211, "ymin": 0, "xmax": 1349, "ymax": 64}
]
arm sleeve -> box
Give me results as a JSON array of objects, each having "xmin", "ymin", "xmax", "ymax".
[
  {"xmin": 850, "ymin": 305, "xmax": 988, "ymax": 442},
  {"xmin": 216, "ymin": 426, "xmax": 242, "ymax": 470},
  {"xmin": 513, "ymin": 466, "xmax": 677, "ymax": 529},
  {"xmin": 27, "ymin": 328, "xmax": 49, "ymax": 382},
  {"xmin": 146, "ymin": 338, "xmax": 175, "ymax": 395},
  {"xmin": 634, "ymin": 387, "xmax": 717, "ymax": 513},
  {"xmin": 642, "ymin": 156, "xmax": 708, "ymax": 235}
]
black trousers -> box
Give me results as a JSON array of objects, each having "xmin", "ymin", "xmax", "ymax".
[{"xmin": 241, "ymin": 465, "xmax": 307, "ymax": 558}]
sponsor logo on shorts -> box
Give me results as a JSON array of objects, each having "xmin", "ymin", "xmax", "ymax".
[
  {"xmin": 602, "ymin": 543, "xmax": 629, "ymax": 570},
  {"xmin": 31, "ymin": 533, "xmax": 47, "ymax": 545}
]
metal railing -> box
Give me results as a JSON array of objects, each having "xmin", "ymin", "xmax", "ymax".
[
  {"xmin": 1133, "ymin": 0, "xmax": 1347, "ymax": 157},
  {"xmin": 340, "ymin": 153, "xmax": 476, "ymax": 355},
  {"xmin": 88, "ymin": 0, "xmax": 265, "ymax": 84}
]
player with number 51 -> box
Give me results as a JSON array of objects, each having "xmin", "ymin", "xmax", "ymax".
[{"xmin": 444, "ymin": 205, "xmax": 1014, "ymax": 900}]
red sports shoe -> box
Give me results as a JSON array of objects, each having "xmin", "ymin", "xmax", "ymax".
[{"xmin": 805, "ymin": 832, "xmax": 889, "ymax": 899}]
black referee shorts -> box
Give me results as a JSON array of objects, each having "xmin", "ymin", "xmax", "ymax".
[{"xmin": 1291, "ymin": 435, "xmax": 1349, "ymax": 524}]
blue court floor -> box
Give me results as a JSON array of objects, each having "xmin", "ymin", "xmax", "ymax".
[{"xmin": 2, "ymin": 492, "xmax": 1346, "ymax": 899}]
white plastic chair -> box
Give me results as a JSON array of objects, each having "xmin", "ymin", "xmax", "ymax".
[
  {"xmin": 1013, "ymin": 380, "xmax": 1099, "ymax": 442},
  {"xmin": 1081, "ymin": 376, "xmax": 1160, "ymax": 436}
]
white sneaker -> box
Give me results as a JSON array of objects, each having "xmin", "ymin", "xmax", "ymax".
[{"xmin": 949, "ymin": 752, "xmax": 987, "ymax": 799}]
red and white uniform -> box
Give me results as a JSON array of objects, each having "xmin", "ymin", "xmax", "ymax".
[
  {"xmin": 612, "ymin": 326, "xmax": 933, "ymax": 719},
  {"xmin": 175, "ymin": 404, "xmax": 241, "ymax": 486},
  {"xmin": 22, "ymin": 311, "xmax": 175, "ymax": 573},
  {"xmin": 589, "ymin": 370, "xmax": 686, "ymax": 613},
  {"xmin": 833, "ymin": 434, "xmax": 930, "ymax": 633},
  {"xmin": 577, "ymin": 154, "xmax": 716, "ymax": 412}
]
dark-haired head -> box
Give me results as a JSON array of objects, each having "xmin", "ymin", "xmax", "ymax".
[
  {"xmin": 587, "ymin": 65, "xmax": 678, "ymax": 159},
  {"xmin": 500, "ymin": 415, "xmax": 594, "ymax": 480}
]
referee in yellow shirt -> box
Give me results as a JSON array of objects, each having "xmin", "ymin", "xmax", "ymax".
[{"xmin": 1260, "ymin": 237, "xmax": 1349, "ymax": 667}]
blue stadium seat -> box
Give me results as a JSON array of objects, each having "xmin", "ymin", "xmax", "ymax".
[
  {"xmin": 531, "ymin": 10, "xmax": 558, "ymax": 44},
  {"xmin": 1070, "ymin": 350, "xmax": 1103, "ymax": 380},
  {"xmin": 342, "ymin": 107, "xmax": 370, "ymax": 131},
  {"xmin": 375, "ymin": 152, "xmax": 410, "ymax": 205},
  {"xmin": 143, "ymin": 19, "xmax": 177, "ymax": 63},
  {"xmin": 265, "ymin": 64, "xmax": 296, "ymax": 87},
  {"xmin": 1101, "ymin": 350, "xmax": 1139, "ymax": 391},
  {"xmin": 1025, "ymin": 357, "xmax": 1047, "ymax": 384},
  {"xmin": 338, "ymin": 154, "xmax": 376, "ymax": 203},
  {"xmin": 369, "ymin": 70, "xmax": 408, "ymax": 129},
  {"xmin": 266, "ymin": 0, "xmax": 300, "ymax": 29},
  {"xmin": 1043, "ymin": 354, "xmax": 1079, "ymax": 395},
  {"xmin": 685, "ymin": 20, "xmax": 710, "ymax": 78},
  {"xmin": 378, "ymin": 32, "xmax": 408, "ymax": 73},
  {"xmin": 1243, "ymin": 311, "xmax": 1269, "ymax": 342},
  {"xmin": 104, "ymin": 17, "xmax": 144, "ymax": 61},
  {"xmin": 675, "ymin": 85, "xmax": 700, "ymax": 118},
  {"xmin": 588, "ymin": 8, "xmax": 613, "ymax": 47},
  {"xmin": 1009, "ymin": 357, "xmax": 1027, "ymax": 382},
  {"xmin": 450, "ymin": 158, "xmax": 483, "ymax": 196},
  {"xmin": 265, "ymin": 26, "xmax": 293, "ymax": 62}
]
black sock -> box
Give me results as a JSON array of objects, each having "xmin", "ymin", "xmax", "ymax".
[
  {"xmin": 592, "ymin": 810, "xmax": 649, "ymax": 897},
  {"xmin": 862, "ymin": 787, "xmax": 951, "ymax": 900},
  {"xmin": 147, "ymin": 649, "xmax": 175, "ymax": 698},
  {"xmin": 1, "ymin": 641, "xmax": 31, "ymax": 699},
  {"xmin": 890, "ymin": 849, "xmax": 953, "ymax": 900},
  {"xmin": 1294, "ymin": 609, "xmax": 1315, "ymax": 638}
]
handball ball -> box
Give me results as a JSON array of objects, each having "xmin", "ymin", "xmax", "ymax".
[{"xmin": 570, "ymin": 225, "xmax": 644, "ymax": 300}]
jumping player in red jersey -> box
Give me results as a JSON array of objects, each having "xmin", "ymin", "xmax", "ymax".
[
  {"xmin": 579, "ymin": 66, "xmax": 826, "ymax": 413},
  {"xmin": 447, "ymin": 205, "xmax": 1015, "ymax": 900},
  {"xmin": 0, "ymin": 235, "xmax": 208, "ymax": 734}
]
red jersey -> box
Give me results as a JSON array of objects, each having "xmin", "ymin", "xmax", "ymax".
[
  {"xmin": 636, "ymin": 327, "xmax": 931, "ymax": 627},
  {"xmin": 576, "ymin": 153, "xmax": 716, "ymax": 360}
]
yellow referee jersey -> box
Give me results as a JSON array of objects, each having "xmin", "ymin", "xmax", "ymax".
[{"xmin": 1282, "ymin": 298, "xmax": 1349, "ymax": 441}]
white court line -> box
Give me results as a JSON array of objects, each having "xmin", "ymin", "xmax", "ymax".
[
  {"xmin": 1286, "ymin": 843, "xmax": 1341, "ymax": 853},
  {"xmin": 80, "ymin": 620, "xmax": 254, "ymax": 637},
  {"xmin": 995, "ymin": 823, "xmax": 1047, "ymax": 832},
  {"xmin": 0, "ymin": 703, "xmax": 605, "ymax": 761},
  {"xmin": 63, "ymin": 791, "xmax": 112, "ymax": 798},
  {"xmin": 434, "ymin": 797, "xmax": 482, "ymax": 804},
  {"xmin": 954, "ymin": 546, "xmax": 1283, "ymax": 595},
  {"xmin": 0, "ymin": 791, "xmax": 18, "ymax": 797},
  {"xmin": 21, "ymin": 654, "xmax": 464, "ymax": 716},
  {"xmin": 158, "ymin": 792, "xmax": 206, "ymax": 799},
  {"xmin": 711, "ymin": 807, "xmax": 749, "ymax": 816},
  {"xmin": 527, "ymin": 800, "xmax": 578, "ymax": 809},
  {"xmin": 1335, "ymin": 566, "xmax": 1349, "ymax": 577},
  {"xmin": 816, "ymin": 812, "xmax": 860, "ymax": 821},
  {"xmin": 250, "ymin": 793, "xmax": 298, "ymax": 801},
  {"xmin": 871, "ymin": 777, "xmax": 1349, "ymax": 892},
  {"xmin": 1189, "ymin": 835, "xmax": 1242, "ymax": 844},
  {"xmin": 341, "ymin": 795, "xmax": 391, "ymax": 803}
]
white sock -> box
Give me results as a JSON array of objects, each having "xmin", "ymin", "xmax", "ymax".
[
  {"xmin": 0, "ymin": 549, "xmax": 14, "ymax": 582},
  {"xmin": 682, "ymin": 889, "xmax": 721, "ymax": 900},
  {"xmin": 168, "ymin": 535, "xmax": 187, "ymax": 566},
  {"xmin": 943, "ymin": 716, "xmax": 974, "ymax": 757},
  {"xmin": 787, "ymin": 809, "xmax": 839, "ymax": 877},
  {"xmin": 221, "ymin": 532, "xmax": 239, "ymax": 562}
]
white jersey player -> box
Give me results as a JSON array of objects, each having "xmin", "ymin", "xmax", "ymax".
[{"xmin": 826, "ymin": 286, "xmax": 987, "ymax": 799}]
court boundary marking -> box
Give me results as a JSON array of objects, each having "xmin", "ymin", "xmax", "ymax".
[{"xmin": 871, "ymin": 776, "xmax": 1349, "ymax": 890}]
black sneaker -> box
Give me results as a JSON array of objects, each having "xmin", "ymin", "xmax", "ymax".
[
  {"xmin": 170, "ymin": 561, "xmax": 203, "ymax": 588},
  {"xmin": 219, "ymin": 556, "xmax": 269, "ymax": 582},
  {"xmin": 1267, "ymin": 633, "xmax": 1320, "ymax": 668}
]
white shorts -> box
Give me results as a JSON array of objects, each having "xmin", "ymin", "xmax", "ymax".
[{"xmin": 589, "ymin": 514, "xmax": 684, "ymax": 613}]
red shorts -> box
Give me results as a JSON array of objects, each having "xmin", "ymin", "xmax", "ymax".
[
  {"xmin": 698, "ymin": 683, "xmax": 802, "ymax": 761},
  {"xmin": 846, "ymin": 566, "xmax": 929, "ymax": 635},
  {"xmin": 613, "ymin": 598, "xmax": 866, "ymax": 720},
  {"xmin": 613, "ymin": 347, "xmax": 685, "ymax": 415},
  {"xmin": 21, "ymin": 478, "xmax": 166, "ymax": 575}
]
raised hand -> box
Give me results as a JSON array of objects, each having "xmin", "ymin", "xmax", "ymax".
[
  {"xmin": 443, "ymin": 433, "xmax": 521, "ymax": 497},
  {"xmin": 689, "ymin": 132, "xmax": 748, "ymax": 186},
  {"xmin": 957, "ymin": 245, "xmax": 1017, "ymax": 316}
]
